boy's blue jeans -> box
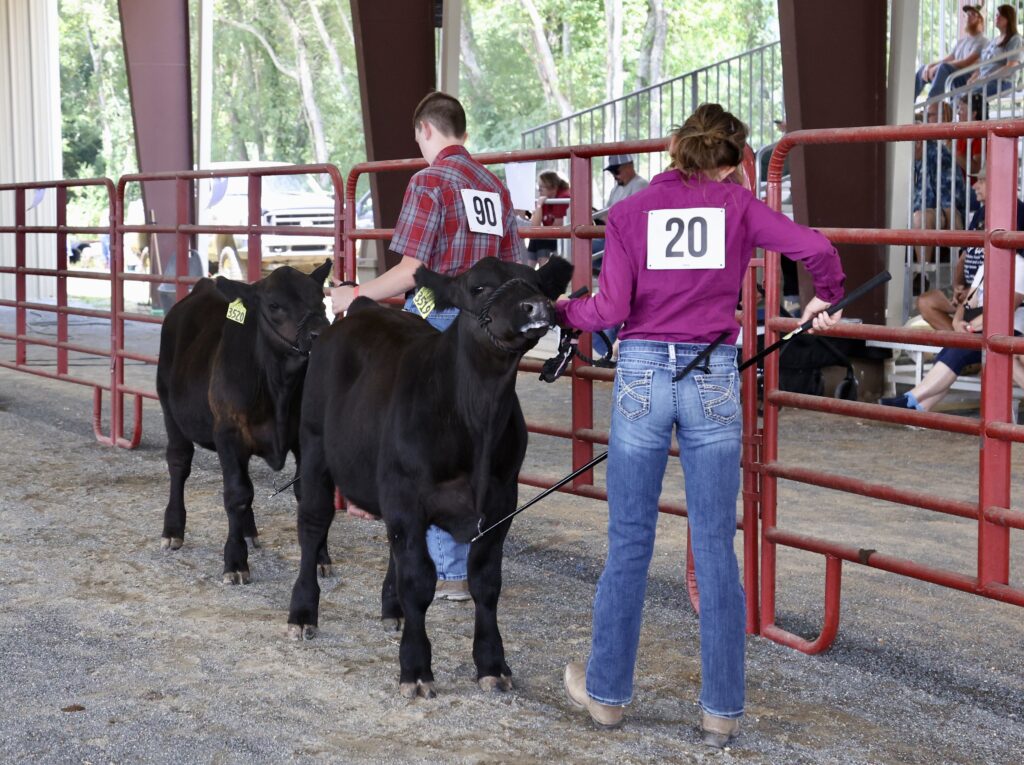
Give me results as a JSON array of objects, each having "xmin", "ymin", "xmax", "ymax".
[
  {"xmin": 403, "ymin": 295, "xmax": 468, "ymax": 581},
  {"xmin": 585, "ymin": 340, "xmax": 745, "ymax": 718}
]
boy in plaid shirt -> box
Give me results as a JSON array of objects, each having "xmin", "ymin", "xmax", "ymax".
[{"xmin": 331, "ymin": 91, "xmax": 526, "ymax": 600}]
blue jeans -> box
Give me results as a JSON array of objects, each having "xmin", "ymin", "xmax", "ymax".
[
  {"xmin": 403, "ymin": 294, "xmax": 468, "ymax": 581},
  {"xmin": 585, "ymin": 340, "xmax": 745, "ymax": 718},
  {"xmin": 915, "ymin": 63, "xmax": 968, "ymax": 99}
]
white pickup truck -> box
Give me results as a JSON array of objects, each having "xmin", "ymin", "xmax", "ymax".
[{"xmin": 200, "ymin": 161, "xmax": 337, "ymax": 279}]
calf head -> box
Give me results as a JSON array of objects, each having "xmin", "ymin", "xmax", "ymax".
[
  {"xmin": 414, "ymin": 257, "xmax": 573, "ymax": 355},
  {"xmin": 215, "ymin": 259, "xmax": 332, "ymax": 359}
]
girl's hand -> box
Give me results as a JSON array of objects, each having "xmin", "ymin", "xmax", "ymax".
[{"xmin": 799, "ymin": 296, "xmax": 842, "ymax": 332}]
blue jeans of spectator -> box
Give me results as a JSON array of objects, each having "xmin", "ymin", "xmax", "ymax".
[
  {"xmin": 585, "ymin": 340, "xmax": 745, "ymax": 717},
  {"xmin": 403, "ymin": 295, "xmax": 468, "ymax": 582},
  {"xmin": 916, "ymin": 63, "xmax": 968, "ymax": 99},
  {"xmin": 982, "ymin": 78, "xmax": 1015, "ymax": 98}
]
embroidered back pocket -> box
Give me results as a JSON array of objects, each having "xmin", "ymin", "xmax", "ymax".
[
  {"xmin": 694, "ymin": 372, "xmax": 739, "ymax": 425},
  {"xmin": 615, "ymin": 368, "xmax": 653, "ymax": 421}
]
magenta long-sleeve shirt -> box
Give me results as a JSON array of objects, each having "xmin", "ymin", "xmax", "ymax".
[{"xmin": 558, "ymin": 170, "xmax": 845, "ymax": 344}]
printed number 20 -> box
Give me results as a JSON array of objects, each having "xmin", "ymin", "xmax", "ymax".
[
  {"xmin": 665, "ymin": 216, "xmax": 707, "ymax": 258},
  {"xmin": 473, "ymin": 196, "xmax": 498, "ymax": 227}
]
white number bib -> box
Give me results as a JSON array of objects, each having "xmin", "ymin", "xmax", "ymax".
[
  {"xmin": 460, "ymin": 189, "xmax": 503, "ymax": 236},
  {"xmin": 646, "ymin": 208, "xmax": 726, "ymax": 270}
]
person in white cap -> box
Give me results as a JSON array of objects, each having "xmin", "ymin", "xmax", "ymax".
[{"xmin": 602, "ymin": 154, "xmax": 649, "ymax": 210}]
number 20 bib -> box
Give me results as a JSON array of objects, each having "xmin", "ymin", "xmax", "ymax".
[{"xmin": 646, "ymin": 208, "xmax": 725, "ymax": 270}]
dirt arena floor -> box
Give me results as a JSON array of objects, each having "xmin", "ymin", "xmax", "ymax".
[{"xmin": 1, "ymin": 306, "xmax": 1023, "ymax": 764}]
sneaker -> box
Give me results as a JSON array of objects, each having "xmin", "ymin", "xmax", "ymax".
[
  {"xmin": 879, "ymin": 393, "xmax": 912, "ymax": 408},
  {"xmin": 700, "ymin": 711, "xmax": 741, "ymax": 748},
  {"xmin": 434, "ymin": 579, "xmax": 471, "ymax": 602},
  {"xmin": 563, "ymin": 662, "xmax": 624, "ymax": 728}
]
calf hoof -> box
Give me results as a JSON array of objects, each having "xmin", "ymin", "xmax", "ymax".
[
  {"xmin": 478, "ymin": 675, "xmax": 513, "ymax": 693},
  {"xmin": 382, "ymin": 617, "xmax": 403, "ymax": 633},
  {"xmin": 286, "ymin": 623, "xmax": 317, "ymax": 641},
  {"xmin": 317, "ymin": 563, "xmax": 334, "ymax": 578},
  {"xmin": 160, "ymin": 536, "xmax": 183, "ymax": 551},
  {"xmin": 222, "ymin": 570, "xmax": 252, "ymax": 585},
  {"xmin": 399, "ymin": 680, "xmax": 436, "ymax": 699},
  {"xmin": 245, "ymin": 535, "xmax": 261, "ymax": 549}
]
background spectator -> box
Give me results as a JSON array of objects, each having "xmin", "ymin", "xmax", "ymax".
[
  {"xmin": 967, "ymin": 4, "xmax": 1023, "ymax": 97},
  {"xmin": 916, "ymin": 5, "xmax": 987, "ymax": 100},
  {"xmin": 526, "ymin": 170, "xmax": 570, "ymax": 267}
]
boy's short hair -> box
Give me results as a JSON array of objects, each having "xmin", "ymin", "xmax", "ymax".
[{"xmin": 412, "ymin": 91, "xmax": 466, "ymax": 138}]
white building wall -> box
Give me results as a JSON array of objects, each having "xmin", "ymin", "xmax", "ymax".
[{"xmin": 0, "ymin": 0, "xmax": 61, "ymax": 301}]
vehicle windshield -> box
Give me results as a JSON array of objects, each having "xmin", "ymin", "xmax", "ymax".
[{"xmin": 222, "ymin": 172, "xmax": 327, "ymax": 196}]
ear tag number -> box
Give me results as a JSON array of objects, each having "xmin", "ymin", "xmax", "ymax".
[
  {"xmin": 226, "ymin": 298, "xmax": 247, "ymax": 324},
  {"xmin": 460, "ymin": 189, "xmax": 503, "ymax": 236},
  {"xmin": 413, "ymin": 287, "xmax": 435, "ymax": 319},
  {"xmin": 646, "ymin": 208, "xmax": 726, "ymax": 270}
]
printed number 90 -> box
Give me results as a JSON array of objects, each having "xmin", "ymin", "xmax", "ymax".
[
  {"xmin": 665, "ymin": 216, "xmax": 707, "ymax": 258},
  {"xmin": 473, "ymin": 196, "xmax": 498, "ymax": 227}
]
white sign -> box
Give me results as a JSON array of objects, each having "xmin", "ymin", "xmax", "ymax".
[
  {"xmin": 646, "ymin": 208, "xmax": 726, "ymax": 270},
  {"xmin": 503, "ymin": 162, "xmax": 537, "ymax": 212},
  {"xmin": 461, "ymin": 189, "xmax": 504, "ymax": 236}
]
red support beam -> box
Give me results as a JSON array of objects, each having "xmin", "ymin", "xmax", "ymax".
[
  {"xmin": 350, "ymin": 0, "xmax": 436, "ymax": 272},
  {"xmin": 777, "ymin": 0, "xmax": 888, "ymax": 323},
  {"xmin": 118, "ymin": 0, "xmax": 194, "ymax": 293}
]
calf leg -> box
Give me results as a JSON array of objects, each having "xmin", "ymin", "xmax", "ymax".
[
  {"xmin": 381, "ymin": 549, "xmax": 403, "ymax": 632},
  {"xmin": 217, "ymin": 447, "xmax": 255, "ymax": 584},
  {"xmin": 469, "ymin": 505, "xmax": 513, "ymax": 692},
  {"xmin": 161, "ymin": 410, "xmax": 194, "ymax": 550},
  {"xmin": 388, "ymin": 514, "xmax": 438, "ymax": 699},
  {"xmin": 287, "ymin": 441, "xmax": 335, "ymax": 638},
  {"xmin": 291, "ymin": 446, "xmax": 331, "ymax": 574}
]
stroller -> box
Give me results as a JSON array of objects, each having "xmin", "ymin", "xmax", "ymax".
[{"xmin": 756, "ymin": 294, "xmax": 860, "ymax": 401}]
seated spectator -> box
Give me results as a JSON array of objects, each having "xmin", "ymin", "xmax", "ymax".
[
  {"xmin": 917, "ymin": 167, "xmax": 1024, "ymax": 331},
  {"xmin": 881, "ymin": 257, "xmax": 1024, "ymax": 411},
  {"xmin": 526, "ymin": 170, "xmax": 570, "ymax": 267},
  {"xmin": 911, "ymin": 133, "xmax": 971, "ymax": 293},
  {"xmin": 885, "ymin": 169, "xmax": 1024, "ymax": 411},
  {"xmin": 592, "ymin": 154, "xmax": 649, "ymax": 260},
  {"xmin": 916, "ymin": 5, "xmax": 987, "ymax": 100},
  {"xmin": 967, "ymin": 4, "xmax": 1023, "ymax": 98},
  {"xmin": 952, "ymin": 93, "xmax": 986, "ymax": 178}
]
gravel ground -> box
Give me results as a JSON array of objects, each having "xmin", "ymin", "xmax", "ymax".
[{"xmin": 1, "ymin": 305, "xmax": 1023, "ymax": 764}]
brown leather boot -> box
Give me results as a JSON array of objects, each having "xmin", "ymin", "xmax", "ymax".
[
  {"xmin": 700, "ymin": 711, "xmax": 741, "ymax": 748},
  {"xmin": 563, "ymin": 662, "xmax": 624, "ymax": 728}
]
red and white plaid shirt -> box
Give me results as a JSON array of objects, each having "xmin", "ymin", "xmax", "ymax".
[{"xmin": 389, "ymin": 145, "xmax": 525, "ymax": 275}]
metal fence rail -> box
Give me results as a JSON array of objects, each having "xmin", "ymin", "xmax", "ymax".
[{"xmin": 760, "ymin": 119, "xmax": 1024, "ymax": 653}]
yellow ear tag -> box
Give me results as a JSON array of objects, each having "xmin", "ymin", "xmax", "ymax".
[
  {"xmin": 226, "ymin": 298, "xmax": 247, "ymax": 324},
  {"xmin": 412, "ymin": 287, "xmax": 435, "ymax": 319}
]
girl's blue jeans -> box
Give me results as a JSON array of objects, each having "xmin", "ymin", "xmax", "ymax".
[{"xmin": 585, "ymin": 340, "xmax": 745, "ymax": 718}]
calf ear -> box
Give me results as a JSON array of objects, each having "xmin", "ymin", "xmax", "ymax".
[
  {"xmin": 214, "ymin": 276, "xmax": 255, "ymax": 304},
  {"xmin": 536, "ymin": 256, "xmax": 573, "ymax": 299},
  {"xmin": 310, "ymin": 259, "xmax": 332, "ymax": 286},
  {"xmin": 414, "ymin": 265, "xmax": 460, "ymax": 309}
]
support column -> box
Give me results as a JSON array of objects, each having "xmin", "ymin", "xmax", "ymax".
[
  {"xmin": 778, "ymin": 0, "xmax": 888, "ymax": 324},
  {"xmin": 886, "ymin": 0, "xmax": 920, "ymax": 326},
  {"xmin": 118, "ymin": 0, "xmax": 194, "ymax": 289},
  {"xmin": 351, "ymin": 0, "xmax": 436, "ymax": 273}
]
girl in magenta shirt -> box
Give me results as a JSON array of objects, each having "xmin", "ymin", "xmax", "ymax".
[{"xmin": 560, "ymin": 104, "xmax": 845, "ymax": 746}]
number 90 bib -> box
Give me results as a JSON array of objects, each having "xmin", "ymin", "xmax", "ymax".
[
  {"xmin": 460, "ymin": 189, "xmax": 503, "ymax": 236},
  {"xmin": 646, "ymin": 208, "xmax": 725, "ymax": 270}
]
